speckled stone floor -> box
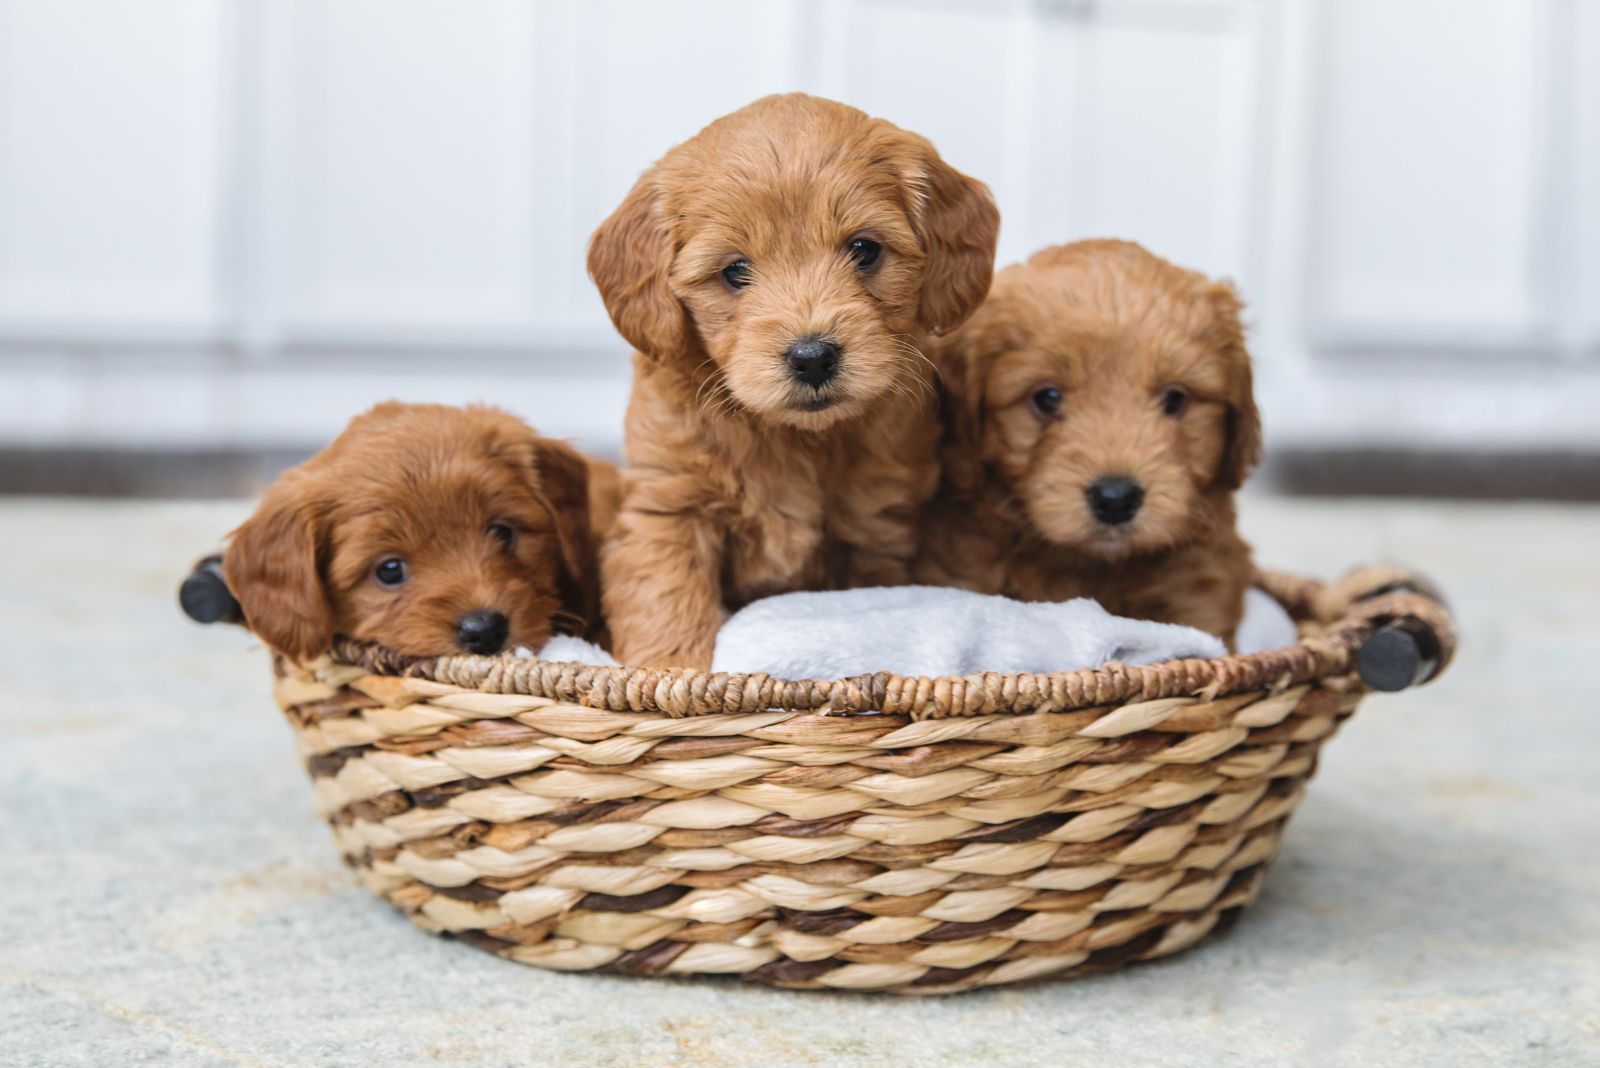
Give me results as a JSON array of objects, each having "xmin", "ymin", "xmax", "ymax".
[{"xmin": 2, "ymin": 495, "xmax": 1595, "ymax": 1067}]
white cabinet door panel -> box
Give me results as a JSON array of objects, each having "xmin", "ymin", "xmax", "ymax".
[
  {"xmin": 1030, "ymin": 0, "xmax": 1263, "ymax": 284},
  {"xmin": 1570, "ymin": 0, "xmax": 1600, "ymax": 350},
  {"xmin": 1308, "ymin": 0, "xmax": 1544, "ymax": 341},
  {"xmin": 561, "ymin": 0, "xmax": 806, "ymax": 336},
  {"xmin": 815, "ymin": 0, "xmax": 1267, "ymax": 280},
  {"xmin": 275, "ymin": 0, "xmax": 541, "ymax": 336},
  {"xmin": 814, "ymin": 0, "xmax": 1030, "ymax": 264},
  {"xmin": 0, "ymin": 0, "xmax": 227, "ymax": 332}
]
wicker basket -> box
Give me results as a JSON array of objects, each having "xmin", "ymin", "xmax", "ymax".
[{"xmin": 273, "ymin": 566, "xmax": 1453, "ymax": 994}]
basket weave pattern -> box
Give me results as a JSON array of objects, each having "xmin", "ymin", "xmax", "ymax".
[{"xmin": 274, "ymin": 568, "xmax": 1453, "ymax": 993}]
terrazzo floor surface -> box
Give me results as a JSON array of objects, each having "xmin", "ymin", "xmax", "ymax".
[{"xmin": 2, "ymin": 495, "xmax": 1596, "ymax": 1067}]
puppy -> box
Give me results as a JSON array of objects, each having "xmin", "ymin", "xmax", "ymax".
[
  {"xmin": 918, "ymin": 240, "xmax": 1261, "ymax": 644},
  {"xmin": 222, "ymin": 402, "xmax": 619, "ymax": 661},
  {"xmin": 589, "ymin": 93, "xmax": 1000, "ymax": 668}
]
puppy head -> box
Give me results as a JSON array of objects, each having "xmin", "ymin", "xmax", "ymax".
[
  {"xmin": 588, "ymin": 93, "xmax": 999, "ymax": 430},
  {"xmin": 940, "ymin": 240, "xmax": 1261, "ymax": 558},
  {"xmin": 224, "ymin": 403, "xmax": 597, "ymax": 661}
]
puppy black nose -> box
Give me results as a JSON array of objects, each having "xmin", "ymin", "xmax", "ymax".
[
  {"xmin": 784, "ymin": 337, "xmax": 840, "ymax": 387},
  {"xmin": 455, "ymin": 610, "xmax": 509, "ymax": 655},
  {"xmin": 1087, "ymin": 477, "xmax": 1144, "ymax": 526}
]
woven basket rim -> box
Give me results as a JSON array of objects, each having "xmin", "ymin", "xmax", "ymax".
[{"xmin": 321, "ymin": 567, "xmax": 1453, "ymax": 720}]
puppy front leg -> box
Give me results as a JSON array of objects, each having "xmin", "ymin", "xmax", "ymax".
[
  {"xmin": 834, "ymin": 509, "xmax": 918, "ymax": 587},
  {"xmin": 1118, "ymin": 538, "xmax": 1251, "ymax": 648},
  {"xmin": 833, "ymin": 440, "xmax": 939, "ymax": 588},
  {"xmin": 1158, "ymin": 586, "xmax": 1245, "ymax": 648},
  {"xmin": 602, "ymin": 509, "xmax": 726, "ymax": 669}
]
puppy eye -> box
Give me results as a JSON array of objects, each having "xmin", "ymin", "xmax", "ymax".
[
  {"xmin": 846, "ymin": 237, "xmax": 882, "ymax": 272},
  {"xmin": 1161, "ymin": 387, "xmax": 1190, "ymax": 417},
  {"xmin": 487, "ymin": 521, "xmax": 516, "ymax": 549},
  {"xmin": 373, "ymin": 557, "xmax": 407, "ymax": 587},
  {"xmin": 721, "ymin": 259, "xmax": 753, "ymax": 291},
  {"xmin": 1031, "ymin": 386, "xmax": 1063, "ymax": 418}
]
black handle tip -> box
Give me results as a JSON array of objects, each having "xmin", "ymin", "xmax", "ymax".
[
  {"xmin": 179, "ymin": 557, "xmax": 243, "ymax": 625},
  {"xmin": 1357, "ymin": 620, "xmax": 1442, "ymax": 692}
]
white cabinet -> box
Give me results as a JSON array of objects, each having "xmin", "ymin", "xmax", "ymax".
[
  {"xmin": 1024, "ymin": 0, "xmax": 1267, "ymax": 285},
  {"xmin": 0, "ymin": 0, "xmax": 228, "ymax": 334},
  {"xmin": 808, "ymin": 0, "xmax": 1266, "ymax": 290},
  {"xmin": 1309, "ymin": 0, "xmax": 1549, "ymax": 341},
  {"xmin": 270, "ymin": 0, "xmax": 546, "ymax": 339},
  {"xmin": 0, "ymin": 0, "xmax": 1593, "ymax": 460},
  {"xmin": 1269, "ymin": 0, "xmax": 1598, "ymax": 451}
]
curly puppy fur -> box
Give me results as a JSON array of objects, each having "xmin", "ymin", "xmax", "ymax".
[
  {"xmin": 917, "ymin": 240, "xmax": 1261, "ymax": 644},
  {"xmin": 223, "ymin": 402, "xmax": 620, "ymax": 662},
  {"xmin": 590, "ymin": 93, "xmax": 999, "ymax": 668}
]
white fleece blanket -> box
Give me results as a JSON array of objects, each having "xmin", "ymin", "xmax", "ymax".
[
  {"xmin": 712, "ymin": 586, "xmax": 1202, "ymax": 679},
  {"xmin": 514, "ymin": 635, "xmax": 618, "ymax": 666},
  {"xmin": 514, "ymin": 588, "xmax": 1299, "ymax": 677},
  {"xmin": 1235, "ymin": 587, "xmax": 1299, "ymax": 655},
  {"xmin": 712, "ymin": 585, "xmax": 1300, "ymax": 680}
]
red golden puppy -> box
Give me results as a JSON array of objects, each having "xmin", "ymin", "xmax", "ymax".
[
  {"xmin": 589, "ymin": 93, "xmax": 1000, "ymax": 668},
  {"xmin": 918, "ymin": 240, "xmax": 1261, "ymax": 643},
  {"xmin": 223, "ymin": 402, "xmax": 619, "ymax": 661}
]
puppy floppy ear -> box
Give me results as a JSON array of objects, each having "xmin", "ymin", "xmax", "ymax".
[
  {"xmin": 906, "ymin": 143, "xmax": 1000, "ymax": 337},
  {"xmin": 588, "ymin": 173, "xmax": 692, "ymax": 362},
  {"xmin": 529, "ymin": 438, "xmax": 600, "ymax": 632},
  {"xmin": 1221, "ymin": 381, "xmax": 1263, "ymax": 491},
  {"xmin": 1204, "ymin": 281, "xmax": 1262, "ymax": 489},
  {"xmin": 222, "ymin": 481, "xmax": 333, "ymax": 662},
  {"xmin": 931, "ymin": 322, "xmax": 992, "ymax": 499}
]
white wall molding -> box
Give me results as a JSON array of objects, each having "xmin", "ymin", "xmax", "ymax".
[{"xmin": 0, "ymin": 0, "xmax": 1591, "ymax": 456}]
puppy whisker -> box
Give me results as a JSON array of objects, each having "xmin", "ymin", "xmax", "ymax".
[
  {"xmin": 550, "ymin": 609, "xmax": 587, "ymax": 637},
  {"xmin": 691, "ymin": 357, "xmax": 736, "ymax": 422},
  {"xmin": 884, "ymin": 352, "xmax": 939, "ymax": 404},
  {"xmin": 888, "ymin": 333, "xmax": 938, "ymax": 372}
]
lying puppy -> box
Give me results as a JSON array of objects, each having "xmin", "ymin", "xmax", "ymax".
[
  {"xmin": 918, "ymin": 240, "xmax": 1261, "ymax": 644},
  {"xmin": 589, "ymin": 92, "xmax": 1000, "ymax": 668},
  {"xmin": 222, "ymin": 402, "xmax": 619, "ymax": 661}
]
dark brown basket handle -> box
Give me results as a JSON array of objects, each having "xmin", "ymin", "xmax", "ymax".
[
  {"xmin": 179, "ymin": 552, "xmax": 244, "ymax": 626},
  {"xmin": 1357, "ymin": 619, "xmax": 1443, "ymax": 691},
  {"xmin": 1300, "ymin": 565, "xmax": 1456, "ymax": 692}
]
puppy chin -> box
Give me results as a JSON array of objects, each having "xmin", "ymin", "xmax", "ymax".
[
  {"xmin": 1078, "ymin": 525, "xmax": 1149, "ymax": 561},
  {"xmin": 1044, "ymin": 513, "xmax": 1201, "ymax": 563},
  {"xmin": 1025, "ymin": 500, "xmax": 1159, "ymax": 561},
  {"xmin": 774, "ymin": 388, "xmax": 868, "ymax": 430},
  {"xmin": 724, "ymin": 372, "xmax": 864, "ymax": 430}
]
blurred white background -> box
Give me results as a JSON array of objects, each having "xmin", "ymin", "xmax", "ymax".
[{"xmin": 0, "ymin": 0, "xmax": 1595, "ymax": 470}]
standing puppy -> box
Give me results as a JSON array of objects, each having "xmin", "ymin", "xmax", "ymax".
[
  {"xmin": 918, "ymin": 240, "xmax": 1261, "ymax": 644},
  {"xmin": 590, "ymin": 93, "xmax": 999, "ymax": 668}
]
